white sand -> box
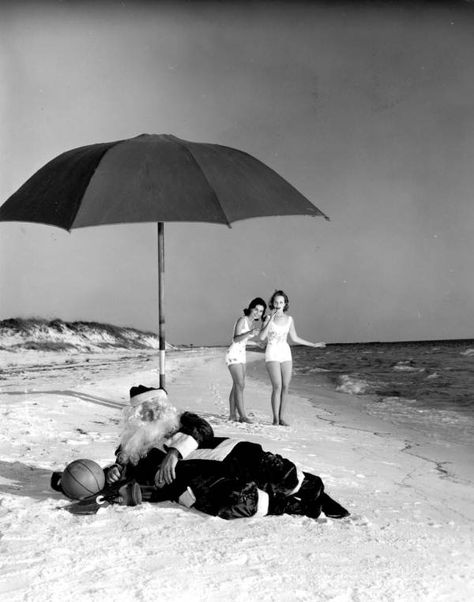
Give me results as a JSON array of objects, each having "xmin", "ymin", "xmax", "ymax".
[{"xmin": 0, "ymin": 348, "xmax": 473, "ymax": 601}]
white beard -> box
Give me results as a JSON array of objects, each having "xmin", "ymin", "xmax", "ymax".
[{"xmin": 118, "ymin": 398, "xmax": 180, "ymax": 465}]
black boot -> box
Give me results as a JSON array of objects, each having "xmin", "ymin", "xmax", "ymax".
[
  {"xmin": 269, "ymin": 473, "xmax": 324, "ymax": 519},
  {"xmin": 298, "ymin": 473, "xmax": 325, "ymax": 519},
  {"xmin": 320, "ymin": 492, "xmax": 350, "ymax": 519},
  {"xmin": 269, "ymin": 493, "xmax": 323, "ymax": 519}
]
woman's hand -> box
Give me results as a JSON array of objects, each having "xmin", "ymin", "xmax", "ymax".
[
  {"xmin": 264, "ymin": 312, "xmax": 275, "ymax": 325},
  {"xmin": 154, "ymin": 449, "xmax": 180, "ymax": 487},
  {"xmin": 314, "ymin": 342, "xmax": 326, "ymax": 348},
  {"xmin": 106, "ymin": 464, "xmax": 122, "ymax": 485}
]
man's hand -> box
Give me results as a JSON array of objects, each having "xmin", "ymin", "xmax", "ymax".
[
  {"xmin": 154, "ymin": 449, "xmax": 180, "ymax": 487},
  {"xmin": 106, "ymin": 464, "xmax": 123, "ymax": 485}
]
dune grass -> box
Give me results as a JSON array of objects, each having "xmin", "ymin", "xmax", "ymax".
[{"xmin": 0, "ymin": 317, "xmax": 160, "ymax": 351}]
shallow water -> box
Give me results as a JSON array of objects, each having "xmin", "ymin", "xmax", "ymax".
[{"xmin": 290, "ymin": 340, "xmax": 474, "ymax": 447}]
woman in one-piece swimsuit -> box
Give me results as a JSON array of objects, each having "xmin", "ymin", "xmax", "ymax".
[
  {"xmin": 225, "ymin": 297, "xmax": 266, "ymax": 422},
  {"xmin": 260, "ymin": 290, "xmax": 325, "ymax": 426}
]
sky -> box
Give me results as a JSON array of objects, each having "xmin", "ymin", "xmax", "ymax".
[{"xmin": 1, "ymin": 0, "xmax": 474, "ymax": 346}]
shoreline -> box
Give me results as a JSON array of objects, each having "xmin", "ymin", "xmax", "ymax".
[{"xmin": 246, "ymin": 351, "xmax": 474, "ymax": 486}]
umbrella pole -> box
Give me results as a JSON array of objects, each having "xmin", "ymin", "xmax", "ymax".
[{"xmin": 158, "ymin": 221, "xmax": 166, "ymax": 389}]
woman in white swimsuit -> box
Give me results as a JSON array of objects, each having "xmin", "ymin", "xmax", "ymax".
[
  {"xmin": 225, "ymin": 297, "xmax": 266, "ymax": 423},
  {"xmin": 260, "ymin": 290, "xmax": 325, "ymax": 426}
]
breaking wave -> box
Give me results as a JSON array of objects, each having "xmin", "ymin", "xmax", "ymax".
[{"xmin": 335, "ymin": 374, "xmax": 371, "ymax": 395}]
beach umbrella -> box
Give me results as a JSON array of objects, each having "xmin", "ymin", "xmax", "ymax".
[{"xmin": 0, "ymin": 133, "xmax": 329, "ymax": 387}]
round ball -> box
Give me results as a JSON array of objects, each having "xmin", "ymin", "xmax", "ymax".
[{"xmin": 61, "ymin": 459, "xmax": 105, "ymax": 500}]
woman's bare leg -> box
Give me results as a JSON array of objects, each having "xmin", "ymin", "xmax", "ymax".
[
  {"xmin": 279, "ymin": 361, "xmax": 293, "ymax": 425},
  {"xmin": 228, "ymin": 382, "xmax": 237, "ymax": 420},
  {"xmin": 266, "ymin": 361, "xmax": 282, "ymax": 425},
  {"xmin": 228, "ymin": 364, "xmax": 250, "ymax": 421}
]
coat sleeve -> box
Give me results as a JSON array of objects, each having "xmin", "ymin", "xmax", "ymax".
[
  {"xmin": 165, "ymin": 411, "xmax": 214, "ymax": 459},
  {"xmin": 105, "ymin": 447, "xmax": 168, "ymax": 486}
]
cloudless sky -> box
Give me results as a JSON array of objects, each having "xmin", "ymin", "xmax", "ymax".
[{"xmin": 1, "ymin": 0, "xmax": 474, "ymax": 345}]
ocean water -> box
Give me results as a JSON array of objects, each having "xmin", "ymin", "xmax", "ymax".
[{"xmin": 290, "ymin": 339, "xmax": 474, "ymax": 447}]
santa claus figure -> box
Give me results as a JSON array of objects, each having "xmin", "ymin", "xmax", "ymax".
[
  {"xmin": 106, "ymin": 385, "xmax": 349, "ymax": 521},
  {"xmin": 53, "ymin": 385, "xmax": 350, "ymax": 520}
]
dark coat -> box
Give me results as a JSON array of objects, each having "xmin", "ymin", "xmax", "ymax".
[
  {"xmin": 112, "ymin": 437, "xmax": 324, "ymax": 520},
  {"xmin": 111, "ymin": 402, "xmax": 332, "ymax": 520}
]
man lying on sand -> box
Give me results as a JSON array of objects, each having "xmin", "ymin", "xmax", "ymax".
[{"xmin": 54, "ymin": 386, "xmax": 349, "ymax": 520}]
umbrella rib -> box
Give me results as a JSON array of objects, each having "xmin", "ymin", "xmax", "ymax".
[
  {"xmin": 165, "ymin": 135, "xmax": 329, "ymax": 224},
  {"xmin": 170, "ymin": 139, "xmax": 233, "ymax": 227}
]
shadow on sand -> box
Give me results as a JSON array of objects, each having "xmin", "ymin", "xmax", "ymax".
[
  {"xmin": 0, "ymin": 460, "xmax": 61, "ymax": 502},
  {"xmin": 1, "ymin": 389, "xmax": 125, "ymax": 410}
]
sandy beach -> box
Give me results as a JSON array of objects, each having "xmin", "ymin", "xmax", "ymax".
[{"xmin": 0, "ymin": 347, "xmax": 473, "ymax": 601}]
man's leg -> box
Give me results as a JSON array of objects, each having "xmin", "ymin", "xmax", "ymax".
[
  {"xmin": 269, "ymin": 472, "xmax": 349, "ymax": 520},
  {"xmin": 289, "ymin": 472, "xmax": 325, "ymax": 518}
]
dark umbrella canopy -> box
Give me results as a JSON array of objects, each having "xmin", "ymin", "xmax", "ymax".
[
  {"xmin": 0, "ymin": 134, "xmax": 328, "ymax": 230},
  {"xmin": 0, "ymin": 134, "xmax": 329, "ymax": 386}
]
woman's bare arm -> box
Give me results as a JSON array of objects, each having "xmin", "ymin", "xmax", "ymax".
[
  {"xmin": 288, "ymin": 317, "xmax": 325, "ymax": 348},
  {"xmin": 233, "ymin": 316, "xmax": 259, "ymax": 343}
]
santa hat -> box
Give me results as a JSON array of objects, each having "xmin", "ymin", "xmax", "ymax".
[{"xmin": 129, "ymin": 385, "xmax": 169, "ymax": 407}]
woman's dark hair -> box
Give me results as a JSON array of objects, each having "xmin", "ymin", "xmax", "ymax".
[
  {"xmin": 269, "ymin": 290, "xmax": 289, "ymax": 312},
  {"xmin": 243, "ymin": 297, "xmax": 267, "ymax": 319}
]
